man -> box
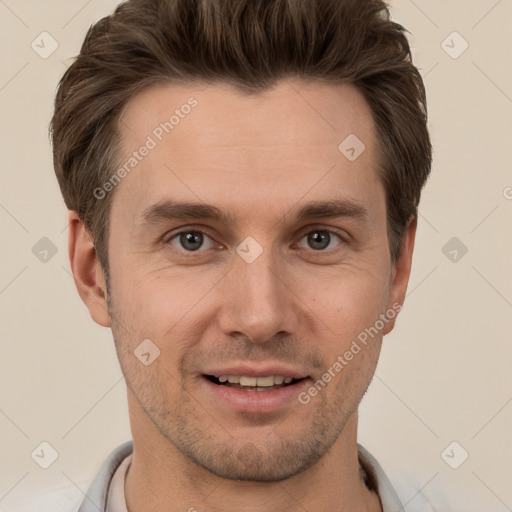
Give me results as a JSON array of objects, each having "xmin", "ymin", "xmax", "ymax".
[{"xmin": 50, "ymin": 0, "xmax": 432, "ymax": 510}]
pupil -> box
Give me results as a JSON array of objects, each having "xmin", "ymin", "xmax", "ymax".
[
  {"xmin": 308, "ymin": 231, "xmax": 330, "ymax": 250},
  {"xmin": 181, "ymin": 232, "xmax": 203, "ymax": 251}
]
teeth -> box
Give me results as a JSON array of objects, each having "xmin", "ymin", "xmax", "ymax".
[
  {"xmin": 240, "ymin": 376, "xmax": 257, "ymax": 386},
  {"xmin": 217, "ymin": 375, "xmax": 296, "ymax": 387},
  {"xmin": 256, "ymin": 376, "xmax": 274, "ymax": 387}
]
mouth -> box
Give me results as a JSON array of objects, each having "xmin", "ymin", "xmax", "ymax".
[
  {"xmin": 200, "ymin": 365, "xmax": 311, "ymax": 413},
  {"xmin": 204, "ymin": 374, "xmax": 307, "ymax": 391}
]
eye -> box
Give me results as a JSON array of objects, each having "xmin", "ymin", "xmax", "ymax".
[
  {"xmin": 167, "ymin": 231, "xmax": 216, "ymax": 252},
  {"xmin": 297, "ymin": 229, "xmax": 344, "ymax": 251}
]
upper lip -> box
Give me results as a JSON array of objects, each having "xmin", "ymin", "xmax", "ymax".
[{"xmin": 203, "ymin": 363, "xmax": 308, "ymax": 380}]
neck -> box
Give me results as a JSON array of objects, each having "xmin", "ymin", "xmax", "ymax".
[{"xmin": 124, "ymin": 392, "xmax": 381, "ymax": 512}]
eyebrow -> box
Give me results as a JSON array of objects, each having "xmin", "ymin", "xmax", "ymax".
[
  {"xmin": 295, "ymin": 199, "xmax": 369, "ymax": 223},
  {"xmin": 137, "ymin": 198, "xmax": 369, "ymax": 227}
]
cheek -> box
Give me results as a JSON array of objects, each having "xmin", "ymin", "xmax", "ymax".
[
  {"xmin": 113, "ymin": 271, "xmax": 220, "ymax": 375},
  {"xmin": 297, "ymin": 263, "xmax": 390, "ymax": 339},
  {"xmin": 142, "ymin": 273, "xmax": 217, "ymax": 333},
  {"xmin": 115, "ymin": 266, "xmax": 203, "ymax": 321}
]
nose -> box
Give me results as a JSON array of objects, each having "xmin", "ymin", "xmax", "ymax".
[{"xmin": 216, "ymin": 246, "xmax": 300, "ymax": 344}]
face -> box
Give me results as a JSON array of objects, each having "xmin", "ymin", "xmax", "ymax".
[{"xmin": 101, "ymin": 80, "xmax": 406, "ymax": 481}]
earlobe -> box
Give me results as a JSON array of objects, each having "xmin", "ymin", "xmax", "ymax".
[
  {"xmin": 383, "ymin": 216, "xmax": 417, "ymax": 335},
  {"xmin": 68, "ymin": 211, "xmax": 111, "ymax": 328}
]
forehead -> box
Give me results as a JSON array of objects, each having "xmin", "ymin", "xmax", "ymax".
[
  {"xmin": 112, "ymin": 79, "xmax": 382, "ymax": 226},
  {"xmin": 119, "ymin": 79, "xmax": 375, "ymax": 152}
]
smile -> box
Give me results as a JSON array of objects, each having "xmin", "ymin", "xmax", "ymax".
[
  {"xmin": 201, "ymin": 372, "xmax": 311, "ymax": 413},
  {"xmin": 205, "ymin": 374, "xmax": 305, "ymax": 391}
]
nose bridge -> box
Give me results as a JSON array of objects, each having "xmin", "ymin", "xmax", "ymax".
[
  {"xmin": 219, "ymin": 240, "xmax": 297, "ymax": 343},
  {"xmin": 239, "ymin": 246, "xmax": 281, "ymax": 306}
]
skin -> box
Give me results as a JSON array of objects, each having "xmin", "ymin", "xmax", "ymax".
[{"xmin": 68, "ymin": 79, "xmax": 416, "ymax": 511}]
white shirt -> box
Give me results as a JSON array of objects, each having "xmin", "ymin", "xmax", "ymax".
[{"xmin": 106, "ymin": 451, "xmax": 132, "ymax": 512}]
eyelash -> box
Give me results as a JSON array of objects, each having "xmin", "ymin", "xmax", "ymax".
[{"xmin": 163, "ymin": 226, "xmax": 348, "ymax": 255}]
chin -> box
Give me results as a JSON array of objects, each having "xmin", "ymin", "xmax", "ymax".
[{"xmin": 175, "ymin": 429, "xmax": 331, "ymax": 482}]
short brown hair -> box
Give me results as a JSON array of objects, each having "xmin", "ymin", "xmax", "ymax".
[{"xmin": 50, "ymin": 0, "xmax": 432, "ymax": 274}]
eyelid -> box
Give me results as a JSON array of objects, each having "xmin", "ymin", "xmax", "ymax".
[
  {"xmin": 166, "ymin": 232, "xmax": 221, "ymax": 252},
  {"xmin": 296, "ymin": 224, "xmax": 350, "ymax": 243},
  {"xmin": 294, "ymin": 228, "xmax": 347, "ymax": 252},
  {"xmin": 163, "ymin": 223, "xmax": 214, "ymax": 240}
]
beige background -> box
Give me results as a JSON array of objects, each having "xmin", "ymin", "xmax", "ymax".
[{"xmin": 1, "ymin": 0, "xmax": 511, "ymax": 510}]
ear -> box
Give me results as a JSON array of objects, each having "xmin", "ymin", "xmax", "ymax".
[
  {"xmin": 383, "ymin": 216, "xmax": 417, "ymax": 335},
  {"xmin": 67, "ymin": 210, "xmax": 111, "ymax": 328}
]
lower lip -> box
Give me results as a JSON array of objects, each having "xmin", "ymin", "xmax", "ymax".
[{"xmin": 201, "ymin": 376, "xmax": 310, "ymax": 413}]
